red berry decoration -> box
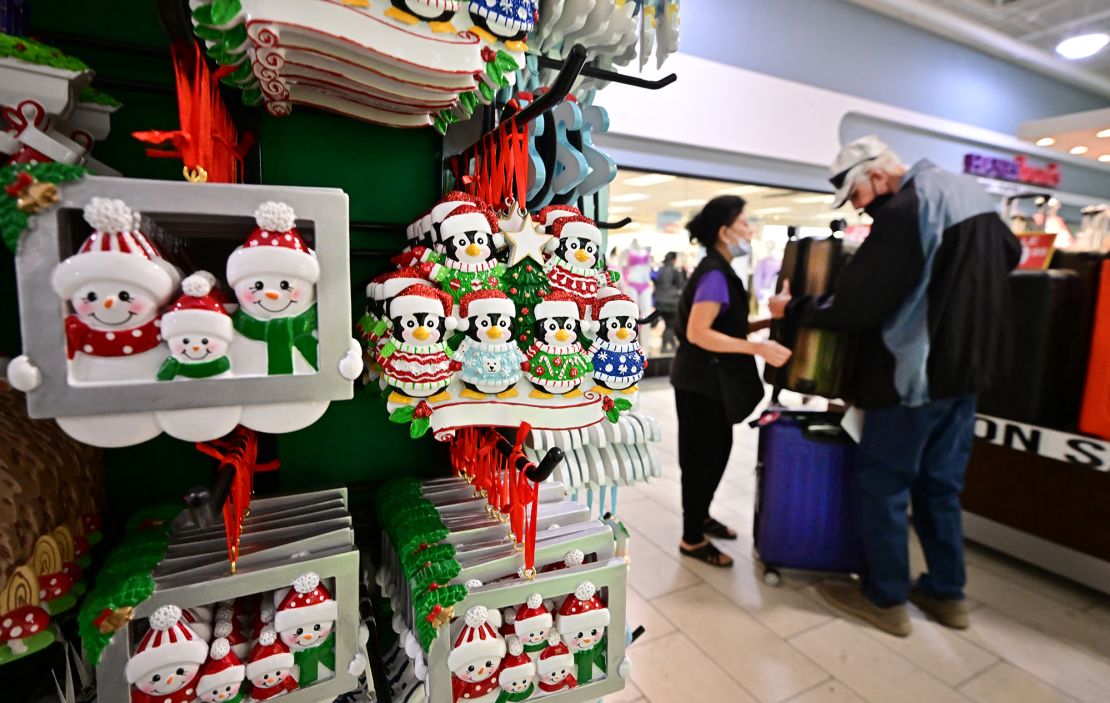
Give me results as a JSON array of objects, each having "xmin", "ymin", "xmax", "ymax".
[
  {"xmin": 521, "ymin": 307, "xmax": 529, "ymax": 315},
  {"xmin": 526, "ymin": 265, "xmax": 534, "ymax": 273},
  {"xmin": 569, "ymin": 367, "xmax": 578, "ymax": 378},
  {"xmin": 414, "ymin": 401, "xmax": 433, "ymax": 419},
  {"xmin": 553, "ymin": 357, "xmax": 563, "ymax": 366},
  {"xmin": 535, "ymin": 366, "xmax": 546, "ymax": 376},
  {"xmin": 481, "ymin": 46, "xmax": 496, "ymax": 63},
  {"xmin": 602, "ymin": 396, "xmax": 615, "ymax": 412},
  {"xmin": 510, "ymin": 288, "xmax": 518, "ymax": 295}
]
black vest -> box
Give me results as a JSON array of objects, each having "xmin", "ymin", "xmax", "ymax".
[{"xmin": 670, "ymin": 251, "xmax": 764, "ymax": 416}]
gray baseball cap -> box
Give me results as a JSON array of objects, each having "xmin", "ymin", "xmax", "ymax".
[{"xmin": 830, "ymin": 136, "xmax": 890, "ymax": 208}]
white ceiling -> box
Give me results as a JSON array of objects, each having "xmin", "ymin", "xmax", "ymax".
[{"xmin": 925, "ymin": 0, "xmax": 1110, "ymax": 74}]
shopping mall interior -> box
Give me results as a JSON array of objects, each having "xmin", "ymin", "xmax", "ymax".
[{"xmin": 1, "ymin": 1, "xmax": 1109, "ymax": 702}]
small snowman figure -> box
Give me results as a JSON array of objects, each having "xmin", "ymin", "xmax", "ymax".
[
  {"xmin": 154, "ymin": 272, "xmax": 242, "ymax": 441},
  {"xmin": 433, "ymin": 205, "xmax": 506, "ymax": 307},
  {"xmin": 378, "ymin": 284, "xmax": 458, "ymax": 404},
  {"xmin": 274, "ymin": 572, "xmax": 338, "ymax": 687},
  {"xmin": 525, "ymin": 291, "xmax": 594, "ymax": 398},
  {"xmin": 37, "ymin": 197, "xmax": 180, "ymax": 446},
  {"xmin": 124, "ymin": 605, "xmax": 208, "ymax": 703},
  {"xmin": 452, "ymin": 290, "xmax": 527, "ymax": 400},
  {"xmin": 196, "ymin": 637, "xmax": 247, "ymax": 703},
  {"xmin": 542, "ymin": 216, "xmax": 608, "ymax": 308},
  {"xmin": 449, "ymin": 606, "xmax": 506, "ymax": 703},
  {"xmin": 556, "ymin": 581, "xmax": 610, "ymax": 684},
  {"xmin": 495, "ymin": 638, "xmax": 536, "ymax": 703},
  {"xmin": 588, "ymin": 290, "xmax": 646, "ymax": 395},
  {"xmin": 245, "ymin": 626, "xmax": 297, "ymax": 701},
  {"xmin": 512, "ymin": 593, "xmax": 552, "ymax": 657},
  {"xmin": 536, "ymin": 632, "xmax": 577, "ymax": 694}
]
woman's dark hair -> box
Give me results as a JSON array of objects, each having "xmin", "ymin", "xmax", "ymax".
[
  {"xmin": 664, "ymin": 251, "xmax": 677, "ymax": 264},
  {"xmin": 686, "ymin": 195, "xmax": 746, "ymax": 248}
]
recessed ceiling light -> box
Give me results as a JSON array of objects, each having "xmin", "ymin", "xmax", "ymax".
[
  {"xmin": 1100, "ymin": 155, "xmax": 1110, "ymax": 163},
  {"xmin": 1035, "ymin": 137, "xmax": 1056, "ymax": 147},
  {"xmin": 623, "ymin": 173, "xmax": 677, "ymax": 187},
  {"xmin": 607, "ymin": 206, "xmax": 635, "ymax": 214},
  {"xmin": 1098, "ymin": 129, "xmax": 1110, "ymax": 138},
  {"xmin": 668, "ymin": 199, "xmax": 706, "ymax": 208},
  {"xmin": 792, "ymin": 194, "xmax": 836, "ymax": 204},
  {"xmin": 1056, "ymin": 33, "xmax": 1109, "ymax": 60},
  {"xmin": 752, "ymin": 207, "xmax": 792, "ymax": 216},
  {"xmin": 1070, "ymin": 146, "xmax": 1090, "ymax": 155},
  {"xmin": 611, "ymin": 193, "xmax": 650, "ymax": 203}
]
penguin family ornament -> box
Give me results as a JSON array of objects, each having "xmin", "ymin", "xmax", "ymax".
[
  {"xmin": 588, "ymin": 291, "xmax": 645, "ymax": 395},
  {"xmin": 525, "ymin": 291, "xmax": 594, "ymax": 399},
  {"xmin": 452, "ymin": 290, "xmax": 528, "ymax": 399},
  {"xmin": 433, "ymin": 205, "xmax": 506, "ymax": 306},
  {"xmin": 543, "ymin": 216, "xmax": 608, "ymax": 308}
]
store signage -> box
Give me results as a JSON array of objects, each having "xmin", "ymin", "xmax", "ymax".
[
  {"xmin": 975, "ymin": 415, "xmax": 1109, "ymax": 472},
  {"xmin": 963, "ymin": 153, "xmax": 1061, "ymax": 188},
  {"xmin": 1015, "ymin": 232, "xmax": 1056, "ymax": 270}
]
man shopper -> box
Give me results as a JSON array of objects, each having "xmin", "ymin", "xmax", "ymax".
[{"xmin": 770, "ymin": 136, "xmax": 1021, "ymax": 636}]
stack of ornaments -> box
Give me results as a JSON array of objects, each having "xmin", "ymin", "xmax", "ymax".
[
  {"xmin": 0, "ymin": 31, "xmax": 120, "ymax": 171},
  {"xmin": 82, "ymin": 489, "xmax": 363, "ymax": 702},
  {"xmin": 190, "ymin": 0, "xmax": 537, "ymax": 132},
  {"xmin": 7, "ymin": 196, "xmax": 362, "ymax": 447},
  {"xmin": 118, "ymin": 571, "xmax": 341, "ymax": 703},
  {"xmin": 0, "ymin": 383, "xmax": 103, "ymax": 666},
  {"xmin": 370, "ymin": 475, "xmax": 630, "ymax": 703}
]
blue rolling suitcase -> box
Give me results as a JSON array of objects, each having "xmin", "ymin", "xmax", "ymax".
[{"xmin": 753, "ymin": 410, "xmax": 864, "ymax": 585}]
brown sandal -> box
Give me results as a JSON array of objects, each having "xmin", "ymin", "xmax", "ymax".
[
  {"xmin": 703, "ymin": 517, "xmax": 738, "ymax": 540},
  {"xmin": 679, "ymin": 541, "xmax": 734, "ymax": 567}
]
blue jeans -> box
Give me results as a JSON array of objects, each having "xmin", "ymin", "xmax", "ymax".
[{"xmin": 855, "ymin": 394, "xmax": 976, "ymax": 607}]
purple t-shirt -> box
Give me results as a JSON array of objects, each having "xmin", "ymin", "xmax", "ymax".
[{"xmin": 693, "ymin": 269, "xmax": 730, "ymax": 312}]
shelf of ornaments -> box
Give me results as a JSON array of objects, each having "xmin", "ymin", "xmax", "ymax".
[{"xmin": 384, "ymin": 377, "xmax": 641, "ymax": 442}]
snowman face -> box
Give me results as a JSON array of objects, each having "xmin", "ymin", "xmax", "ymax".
[
  {"xmin": 279, "ymin": 620, "xmax": 333, "ymax": 650},
  {"xmin": 537, "ymin": 317, "xmax": 579, "ymax": 347},
  {"xmin": 134, "ymin": 663, "xmax": 200, "ymax": 695},
  {"xmin": 602, "ymin": 316, "xmax": 637, "ymax": 344},
  {"xmin": 540, "ymin": 668, "xmax": 569, "ymax": 685},
  {"xmin": 235, "ymin": 275, "xmax": 315, "ymax": 321},
  {"xmin": 468, "ymin": 312, "xmax": 513, "ymax": 344},
  {"xmin": 564, "ymin": 626, "xmax": 603, "ymax": 652},
  {"xmin": 448, "ymin": 230, "xmax": 494, "ymax": 266},
  {"xmin": 501, "ymin": 671, "xmax": 534, "ymax": 693},
  {"xmin": 200, "ymin": 683, "xmax": 241, "ymax": 702},
  {"xmin": 455, "ymin": 655, "xmax": 501, "ymax": 683},
  {"xmin": 391, "ymin": 312, "xmax": 446, "ymax": 347},
  {"xmin": 167, "ymin": 333, "xmax": 229, "ymax": 363},
  {"xmin": 71, "ymin": 280, "xmax": 160, "ymax": 330},
  {"xmin": 554, "ymin": 237, "xmax": 599, "ymax": 269},
  {"xmin": 251, "ymin": 667, "xmax": 290, "ymax": 689},
  {"xmin": 516, "ymin": 625, "xmax": 549, "ymax": 645}
]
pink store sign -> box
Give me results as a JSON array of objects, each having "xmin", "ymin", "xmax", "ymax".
[{"xmin": 963, "ymin": 153, "xmax": 1061, "ymax": 188}]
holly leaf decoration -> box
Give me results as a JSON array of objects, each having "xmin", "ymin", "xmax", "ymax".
[
  {"xmin": 495, "ymin": 50, "xmax": 519, "ymax": 73},
  {"xmin": 606, "ymin": 408, "xmax": 621, "ymax": 423},
  {"xmin": 390, "ymin": 406, "xmax": 415, "ymax": 424},
  {"xmin": 487, "ymin": 60, "xmax": 505, "ymax": 86},
  {"xmin": 614, "ymin": 398, "xmax": 633, "ymax": 412},
  {"xmin": 478, "ymin": 80, "xmax": 496, "ymax": 102},
  {"xmin": 410, "ymin": 416, "xmax": 431, "ymax": 439},
  {"xmin": 1, "ymin": 163, "xmax": 87, "ymax": 253}
]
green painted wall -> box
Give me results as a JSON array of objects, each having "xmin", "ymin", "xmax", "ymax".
[{"xmin": 7, "ymin": 0, "xmax": 444, "ymax": 519}]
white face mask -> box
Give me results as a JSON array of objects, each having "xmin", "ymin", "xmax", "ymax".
[{"xmin": 727, "ymin": 239, "xmax": 752, "ymax": 258}]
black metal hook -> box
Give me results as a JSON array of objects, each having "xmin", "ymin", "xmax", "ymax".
[
  {"xmin": 596, "ymin": 217, "xmax": 632, "ymax": 230},
  {"xmin": 535, "ymin": 55, "xmax": 677, "ymax": 91}
]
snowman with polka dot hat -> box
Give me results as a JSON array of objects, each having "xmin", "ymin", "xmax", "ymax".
[
  {"xmin": 125, "ymin": 604, "xmax": 209, "ymax": 703},
  {"xmin": 556, "ymin": 581, "xmax": 610, "ymax": 683},
  {"xmin": 17, "ymin": 197, "xmax": 181, "ymax": 446},
  {"xmin": 154, "ymin": 272, "xmax": 241, "ymax": 441},
  {"xmin": 535, "ymin": 632, "xmax": 576, "ymax": 693},
  {"xmin": 226, "ymin": 202, "xmax": 363, "ymax": 432},
  {"xmin": 512, "ymin": 592, "xmax": 552, "ymax": 657},
  {"xmin": 245, "ymin": 626, "xmax": 297, "ymax": 701},
  {"xmin": 273, "ymin": 572, "xmax": 338, "ymax": 687},
  {"xmin": 449, "ymin": 605, "xmax": 506, "ymax": 703},
  {"xmin": 196, "ymin": 637, "xmax": 247, "ymax": 703}
]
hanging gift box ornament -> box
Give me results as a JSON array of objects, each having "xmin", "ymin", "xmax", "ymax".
[
  {"xmin": 246, "ymin": 626, "xmax": 298, "ymax": 701},
  {"xmin": 196, "ymin": 637, "xmax": 247, "ymax": 703},
  {"xmin": 556, "ymin": 581, "xmax": 609, "ymax": 684},
  {"xmin": 274, "ymin": 572, "xmax": 337, "ymax": 687},
  {"xmin": 379, "ymin": 284, "xmax": 459, "ymax": 404},
  {"xmin": 453, "ymin": 290, "xmax": 528, "ymax": 399},
  {"xmin": 125, "ymin": 605, "xmax": 209, "ymax": 703},
  {"xmin": 588, "ymin": 290, "xmax": 645, "ymax": 395},
  {"xmin": 448, "ymin": 605, "xmax": 505, "ymax": 703},
  {"xmin": 433, "ymin": 205, "xmax": 506, "ymax": 306},
  {"xmin": 525, "ymin": 291, "xmax": 594, "ymax": 398}
]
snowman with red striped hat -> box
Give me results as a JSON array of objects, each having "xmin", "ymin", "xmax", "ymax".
[
  {"xmin": 125, "ymin": 605, "xmax": 209, "ymax": 703},
  {"xmin": 9, "ymin": 197, "xmax": 182, "ymax": 446},
  {"xmin": 449, "ymin": 606, "xmax": 506, "ymax": 703}
]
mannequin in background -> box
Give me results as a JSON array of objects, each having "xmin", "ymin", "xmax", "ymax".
[{"xmin": 620, "ymin": 240, "xmax": 654, "ymax": 339}]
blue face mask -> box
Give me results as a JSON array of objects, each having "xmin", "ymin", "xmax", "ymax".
[{"xmin": 727, "ymin": 238, "xmax": 752, "ymax": 258}]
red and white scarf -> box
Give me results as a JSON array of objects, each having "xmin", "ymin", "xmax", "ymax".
[
  {"xmin": 452, "ymin": 671, "xmax": 501, "ymax": 702},
  {"xmin": 65, "ymin": 315, "xmax": 162, "ymax": 360},
  {"xmin": 538, "ymin": 675, "xmax": 578, "ymax": 693}
]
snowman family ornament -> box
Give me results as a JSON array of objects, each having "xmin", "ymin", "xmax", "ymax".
[
  {"xmin": 525, "ymin": 291, "xmax": 594, "ymax": 398},
  {"xmin": 589, "ymin": 291, "xmax": 645, "ymax": 395},
  {"xmin": 449, "ymin": 606, "xmax": 505, "ymax": 703},
  {"xmin": 125, "ymin": 605, "xmax": 209, "ymax": 703},
  {"xmin": 379, "ymin": 284, "xmax": 458, "ymax": 404},
  {"xmin": 274, "ymin": 572, "xmax": 338, "ymax": 687},
  {"xmin": 536, "ymin": 633, "xmax": 576, "ymax": 694},
  {"xmin": 495, "ymin": 638, "xmax": 536, "ymax": 703},
  {"xmin": 453, "ymin": 290, "xmax": 527, "ymax": 399},
  {"xmin": 49, "ymin": 197, "xmax": 180, "ymax": 447},
  {"xmin": 154, "ymin": 272, "xmax": 242, "ymax": 441},
  {"xmin": 197, "ymin": 637, "xmax": 247, "ymax": 703},
  {"xmin": 246, "ymin": 626, "xmax": 297, "ymax": 701},
  {"xmin": 556, "ymin": 581, "xmax": 610, "ymax": 684}
]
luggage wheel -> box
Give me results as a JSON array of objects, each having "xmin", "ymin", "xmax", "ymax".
[{"xmin": 762, "ymin": 567, "xmax": 782, "ymax": 587}]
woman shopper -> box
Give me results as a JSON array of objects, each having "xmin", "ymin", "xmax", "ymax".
[{"xmin": 671, "ymin": 196, "xmax": 792, "ymax": 567}]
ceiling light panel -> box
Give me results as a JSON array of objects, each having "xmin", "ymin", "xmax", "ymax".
[
  {"xmin": 611, "ymin": 193, "xmax": 651, "ymax": 203},
  {"xmin": 622, "ymin": 173, "xmax": 677, "ymax": 187}
]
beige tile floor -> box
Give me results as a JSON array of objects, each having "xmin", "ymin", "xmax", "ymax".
[{"xmin": 610, "ymin": 380, "xmax": 1110, "ymax": 703}]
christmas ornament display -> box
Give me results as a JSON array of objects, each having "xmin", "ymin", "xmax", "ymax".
[
  {"xmin": 274, "ymin": 572, "xmax": 338, "ymax": 687},
  {"xmin": 125, "ymin": 604, "xmax": 208, "ymax": 703},
  {"xmin": 7, "ymin": 177, "xmax": 362, "ymax": 446},
  {"xmin": 542, "ymin": 216, "xmax": 606, "ymax": 308},
  {"xmin": 588, "ymin": 290, "xmax": 646, "ymax": 395},
  {"xmin": 525, "ymin": 291, "xmax": 594, "ymax": 398}
]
